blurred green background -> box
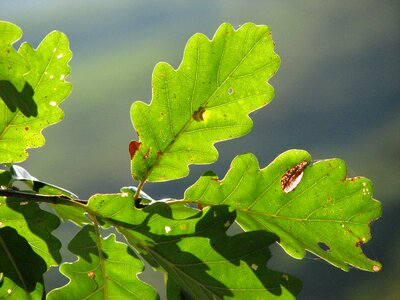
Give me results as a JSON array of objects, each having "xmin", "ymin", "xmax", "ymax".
[{"xmin": 2, "ymin": 1, "xmax": 399, "ymax": 299}]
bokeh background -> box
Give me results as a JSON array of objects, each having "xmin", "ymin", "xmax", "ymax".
[{"xmin": 2, "ymin": 1, "xmax": 399, "ymax": 299}]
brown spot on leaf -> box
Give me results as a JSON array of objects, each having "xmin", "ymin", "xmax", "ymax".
[
  {"xmin": 193, "ymin": 107, "xmax": 205, "ymax": 122},
  {"xmin": 129, "ymin": 141, "xmax": 141, "ymax": 159},
  {"xmin": 281, "ymin": 160, "xmax": 308, "ymax": 193},
  {"xmin": 144, "ymin": 148, "xmax": 150, "ymax": 159}
]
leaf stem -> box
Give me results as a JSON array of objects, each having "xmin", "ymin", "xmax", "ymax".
[
  {"xmin": 90, "ymin": 214, "xmax": 108, "ymax": 297},
  {"xmin": 0, "ymin": 189, "xmax": 96, "ymax": 214},
  {"xmin": 134, "ymin": 180, "xmax": 146, "ymax": 200}
]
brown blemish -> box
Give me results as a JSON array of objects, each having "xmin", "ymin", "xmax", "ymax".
[
  {"xmin": 193, "ymin": 107, "xmax": 206, "ymax": 122},
  {"xmin": 156, "ymin": 150, "xmax": 162, "ymax": 160},
  {"xmin": 281, "ymin": 160, "xmax": 308, "ymax": 193},
  {"xmin": 129, "ymin": 141, "xmax": 141, "ymax": 159},
  {"xmin": 144, "ymin": 148, "xmax": 150, "ymax": 159},
  {"xmin": 355, "ymin": 241, "xmax": 363, "ymax": 247}
]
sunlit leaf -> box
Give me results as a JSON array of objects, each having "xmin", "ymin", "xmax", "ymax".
[
  {"xmin": 131, "ymin": 22, "xmax": 280, "ymax": 181},
  {"xmin": 87, "ymin": 192, "xmax": 301, "ymax": 299},
  {"xmin": 47, "ymin": 225, "xmax": 159, "ymax": 300},
  {"xmin": 0, "ymin": 21, "xmax": 29, "ymax": 92},
  {"xmin": 0, "ymin": 28, "xmax": 72, "ymax": 163},
  {"xmin": 184, "ymin": 150, "xmax": 382, "ymax": 272}
]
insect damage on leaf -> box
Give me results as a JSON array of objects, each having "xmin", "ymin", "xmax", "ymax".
[
  {"xmin": 280, "ymin": 160, "xmax": 308, "ymax": 193},
  {"xmin": 192, "ymin": 107, "xmax": 206, "ymax": 122},
  {"xmin": 129, "ymin": 141, "xmax": 141, "ymax": 159}
]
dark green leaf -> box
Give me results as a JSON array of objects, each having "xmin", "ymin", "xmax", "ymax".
[{"xmin": 0, "ymin": 227, "xmax": 46, "ymax": 299}]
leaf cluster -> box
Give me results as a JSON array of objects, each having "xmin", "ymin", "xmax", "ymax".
[{"xmin": 0, "ymin": 21, "xmax": 381, "ymax": 299}]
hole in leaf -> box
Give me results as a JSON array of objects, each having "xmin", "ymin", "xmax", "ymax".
[
  {"xmin": 228, "ymin": 87, "xmax": 233, "ymax": 94},
  {"xmin": 317, "ymin": 242, "xmax": 330, "ymax": 252}
]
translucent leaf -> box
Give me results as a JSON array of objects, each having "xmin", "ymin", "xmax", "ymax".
[
  {"xmin": 8, "ymin": 165, "xmax": 88, "ymax": 226},
  {"xmin": 0, "ymin": 21, "xmax": 29, "ymax": 91},
  {"xmin": 47, "ymin": 225, "xmax": 158, "ymax": 300},
  {"xmin": 131, "ymin": 22, "xmax": 280, "ymax": 181},
  {"xmin": 0, "ymin": 227, "xmax": 45, "ymax": 299},
  {"xmin": 0, "ymin": 194, "xmax": 61, "ymax": 298},
  {"xmin": 184, "ymin": 150, "xmax": 382, "ymax": 272},
  {"xmin": 0, "ymin": 196, "xmax": 61, "ymax": 267},
  {"xmin": 0, "ymin": 28, "xmax": 72, "ymax": 163},
  {"xmin": 87, "ymin": 192, "xmax": 301, "ymax": 299}
]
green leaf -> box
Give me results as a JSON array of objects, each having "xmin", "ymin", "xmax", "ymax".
[
  {"xmin": 87, "ymin": 193, "xmax": 301, "ymax": 299},
  {"xmin": 0, "ymin": 21, "xmax": 29, "ymax": 91},
  {"xmin": 131, "ymin": 22, "xmax": 280, "ymax": 181},
  {"xmin": 0, "ymin": 196, "xmax": 61, "ymax": 267},
  {"xmin": 0, "ymin": 191, "xmax": 61, "ymax": 298},
  {"xmin": 8, "ymin": 165, "xmax": 88, "ymax": 226},
  {"xmin": 47, "ymin": 225, "xmax": 159, "ymax": 300},
  {"xmin": 184, "ymin": 150, "xmax": 382, "ymax": 272},
  {"xmin": 0, "ymin": 28, "xmax": 72, "ymax": 163},
  {"xmin": 0, "ymin": 227, "xmax": 46, "ymax": 299}
]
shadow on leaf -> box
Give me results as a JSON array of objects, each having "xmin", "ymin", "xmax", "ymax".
[
  {"xmin": 5, "ymin": 197, "xmax": 61, "ymax": 264},
  {"xmin": 0, "ymin": 80, "xmax": 37, "ymax": 117},
  {"xmin": 67, "ymin": 225, "xmax": 108, "ymax": 262},
  {"xmin": 109, "ymin": 202, "xmax": 301, "ymax": 298},
  {"xmin": 0, "ymin": 227, "xmax": 46, "ymax": 292}
]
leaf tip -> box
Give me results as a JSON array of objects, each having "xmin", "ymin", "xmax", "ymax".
[{"xmin": 372, "ymin": 264, "xmax": 381, "ymax": 272}]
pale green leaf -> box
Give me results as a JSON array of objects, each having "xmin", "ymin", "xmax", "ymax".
[
  {"xmin": 47, "ymin": 225, "xmax": 158, "ymax": 300},
  {"xmin": 0, "ymin": 30, "xmax": 72, "ymax": 163},
  {"xmin": 0, "ymin": 21, "xmax": 29, "ymax": 91},
  {"xmin": 87, "ymin": 192, "xmax": 301, "ymax": 299},
  {"xmin": 184, "ymin": 150, "xmax": 382, "ymax": 272},
  {"xmin": 131, "ymin": 22, "xmax": 280, "ymax": 181}
]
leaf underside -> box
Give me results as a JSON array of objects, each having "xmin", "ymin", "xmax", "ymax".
[
  {"xmin": 131, "ymin": 22, "xmax": 280, "ymax": 182},
  {"xmin": 184, "ymin": 150, "xmax": 382, "ymax": 272},
  {"xmin": 0, "ymin": 21, "xmax": 72, "ymax": 163}
]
